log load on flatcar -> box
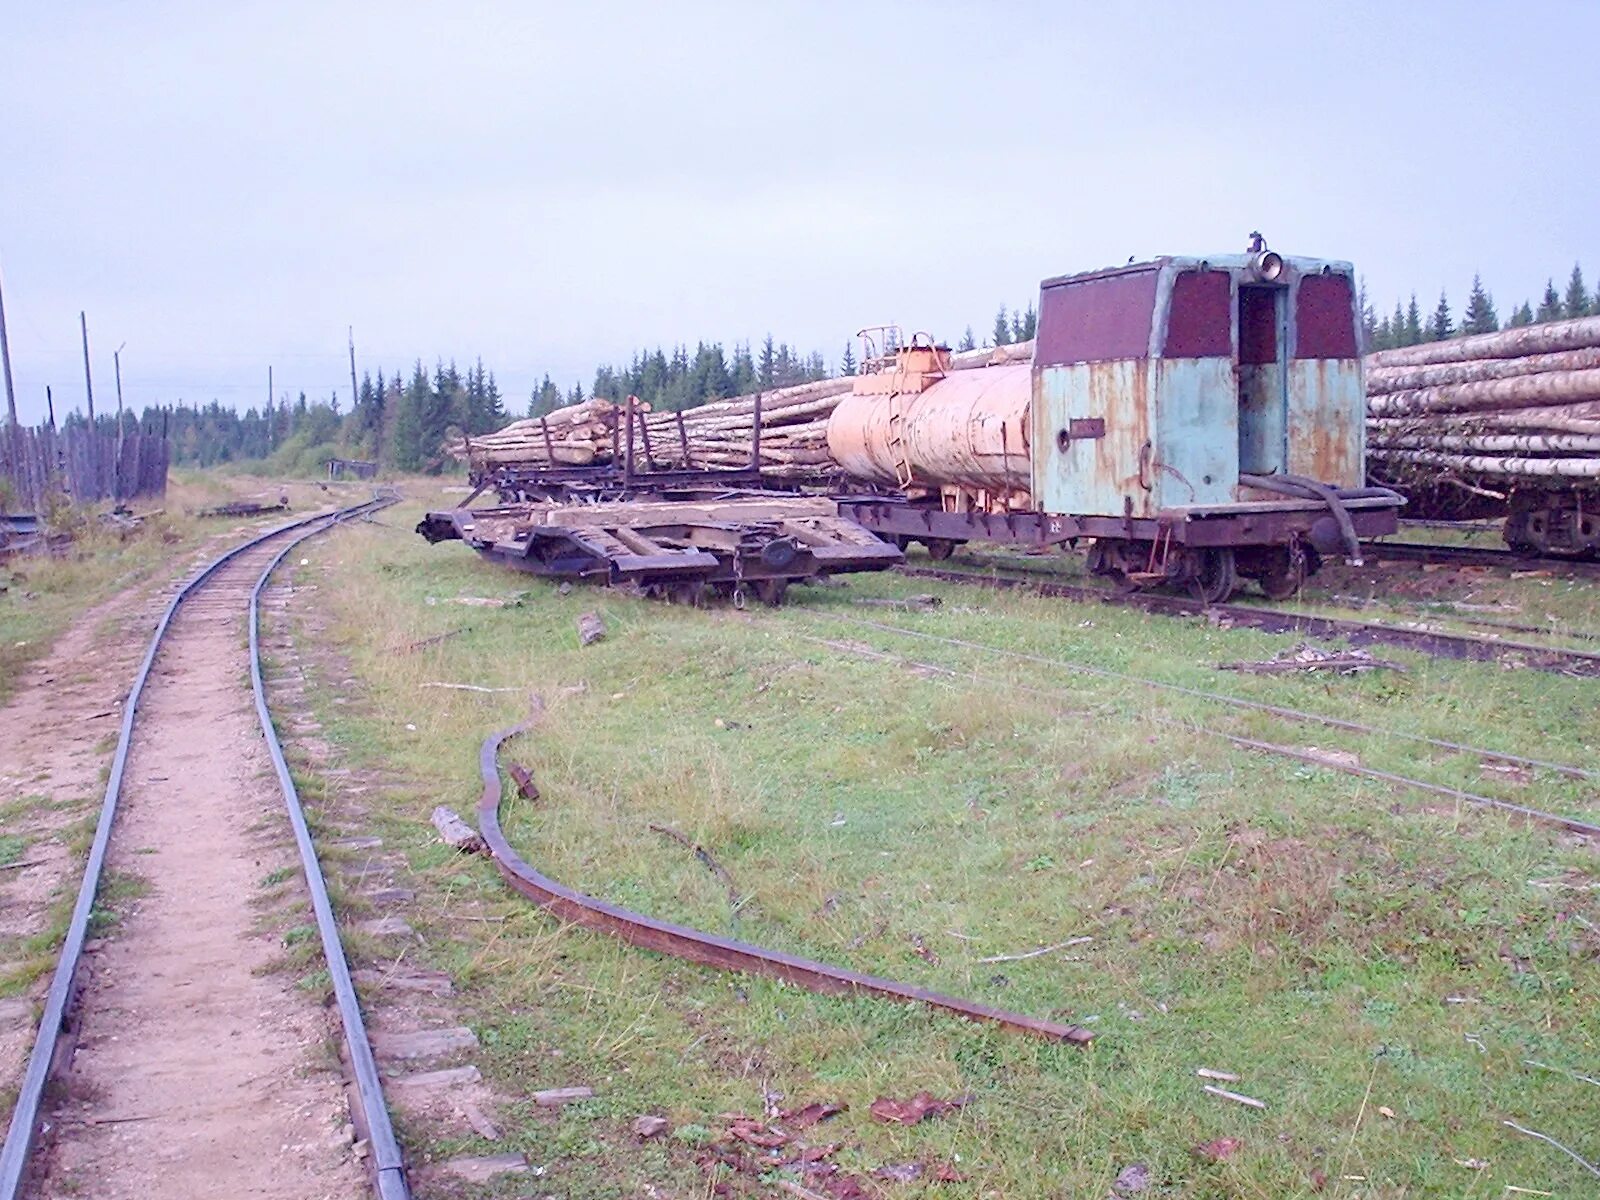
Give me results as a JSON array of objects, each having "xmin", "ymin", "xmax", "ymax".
[{"xmin": 832, "ymin": 241, "xmax": 1405, "ymax": 599}]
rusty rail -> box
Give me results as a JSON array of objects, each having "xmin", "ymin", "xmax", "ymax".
[
  {"xmin": 476, "ymin": 721, "xmax": 1093, "ymax": 1045},
  {"xmin": 899, "ymin": 565, "xmax": 1600, "ymax": 677}
]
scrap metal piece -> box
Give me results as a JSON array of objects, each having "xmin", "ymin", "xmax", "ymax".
[{"xmin": 475, "ymin": 721, "xmax": 1092, "ymax": 1045}]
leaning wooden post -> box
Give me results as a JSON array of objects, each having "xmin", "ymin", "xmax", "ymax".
[
  {"xmin": 0, "ymin": 256, "xmax": 17, "ymax": 430},
  {"xmin": 80, "ymin": 311, "xmax": 95, "ymax": 424}
]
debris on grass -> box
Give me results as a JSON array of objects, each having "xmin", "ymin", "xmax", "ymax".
[
  {"xmin": 632, "ymin": 1114, "xmax": 670, "ymax": 1139},
  {"xmin": 1217, "ymin": 642, "xmax": 1406, "ymax": 675},
  {"xmin": 1192, "ymin": 1136, "xmax": 1243, "ymax": 1163},
  {"xmin": 779, "ymin": 1101, "xmax": 847, "ymax": 1127},
  {"xmin": 1202, "ymin": 1084, "xmax": 1266, "ymax": 1109},
  {"xmin": 431, "ymin": 805, "xmax": 487, "ymax": 855},
  {"xmin": 577, "ymin": 610, "xmax": 606, "ymax": 646},
  {"xmin": 531, "ymin": 1085, "xmax": 593, "ymax": 1107},
  {"xmin": 867, "ymin": 1091, "xmax": 971, "ymax": 1125},
  {"xmin": 507, "ymin": 761, "xmax": 539, "ymax": 801},
  {"xmin": 648, "ymin": 823, "xmax": 741, "ymax": 908},
  {"xmin": 1111, "ymin": 1161, "xmax": 1151, "ymax": 1194},
  {"xmin": 975, "ymin": 935, "xmax": 1093, "ymax": 964},
  {"xmin": 1195, "ymin": 1068, "xmax": 1240, "ymax": 1082}
]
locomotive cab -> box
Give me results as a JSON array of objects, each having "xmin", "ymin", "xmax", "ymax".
[{"xmin": 1031, "ymin": 246, "xmax": 1402, "ymax": 598}]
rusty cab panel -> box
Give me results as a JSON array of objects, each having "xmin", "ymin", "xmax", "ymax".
[{"xmin": 1029, "ymin": 251, "xmax": 1367, "ymax": 521}]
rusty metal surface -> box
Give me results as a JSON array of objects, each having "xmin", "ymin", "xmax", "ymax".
[
  {"xmin": 476, "ymin": 722, "xmax": 1094, "ymax": 1045},
  {"xmin": 826, "ymin": 366, "xmax": 1031, "ymax": 494},
  {"xmin": 1035, "ymin": 266, "xmax": 1160, "ymax": 365}
]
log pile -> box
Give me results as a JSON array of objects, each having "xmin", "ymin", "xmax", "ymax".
[
  {"xmin": 445, "ymin": 341, "xmax": 1034, "ymax": 480},
  {"xmin": 1366, "ymin": 317, "xmax": 1600, "ymax": 486}
]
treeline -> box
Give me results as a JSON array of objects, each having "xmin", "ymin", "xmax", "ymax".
[
  {"xmin": 1365, "ymin": 262, "xmax": 1593, "ymax": 351},
  {"xmin": 99, "ymin": 297, "xmax": 1039, "ymax": 474}
]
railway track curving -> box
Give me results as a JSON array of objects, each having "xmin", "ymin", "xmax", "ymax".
[
  {"xmin": 898, "ymin": 564, "xmax": 1600, "ymax": 676},
  {"xmin": 0, "ymin": 497, "xmax": 407, "ymax": 1200}
]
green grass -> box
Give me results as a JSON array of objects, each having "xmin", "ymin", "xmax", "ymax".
[{"xmin": 284, "ymin": 495, "xmax": 1600, "ymax": 1198}]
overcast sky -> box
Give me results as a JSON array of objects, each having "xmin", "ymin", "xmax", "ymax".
[{"xmin": 2, "ymin": 1, "xmax": 1596, "ymax": 424}]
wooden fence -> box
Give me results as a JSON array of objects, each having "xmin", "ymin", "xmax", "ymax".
[{"xmin": 0, "ymin": 424, "xmax": 170, "ymax": 511}]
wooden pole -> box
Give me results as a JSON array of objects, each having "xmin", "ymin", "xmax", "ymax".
[
  {"xmin": 80, "ymin": 311, "xmax": 95, "ymax": 423},
  {"xmin": 347, "ymin": 325, "xmax": 359, "ymax": 418},
  {"xmin": 45, "ymin": 386, "xmax": 55, "ymax": 429},
  {"xmin": 113, "ymin": 344, "xmax": 126, "ymax": 501},
  {"xmin": 0, "ymin": 257, "xmax": 17, "ymax": 430},
  {"xmin": 267, "ymin": 365, "xmax": 274, "ymax": 449}
]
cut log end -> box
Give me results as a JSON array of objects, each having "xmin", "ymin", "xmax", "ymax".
[{"xmin": 431, "ymin": 805, "xmax": 487, "ymax": 855}]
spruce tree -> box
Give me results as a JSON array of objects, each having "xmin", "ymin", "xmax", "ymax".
[
  {"xmin": 1358, "ymin": 278, "xmax": 1378, "ymax": 349},
  {"xmin": 1404, "ymin": 295, "xmax": 1423, "ymax": 346},
  {"xmin": 1019, "ymin": 302, "xmax": 1038, "ymax": 341},
  {"xmin": 1374, "ymin": 315, "xmax": 1393, "ymax": 351},
  {"xmin": 1427, "ymin": 291, "xmax": 1453, "ymax": 341},
  {"xmin": 958, "ymin": 326, "xmax": 976, "ymax": 352},
  {"xmin": 1536, "ymin": 280, "xmax": 1563, "ymax": 323},
  {"xmin": 757, "ymin": 335, "xmax": 776, "ymax": 389},
  {"xmin": 1564, "ymin": 264, "xmax": 1590, "ymax": 319},
  {"xmin": 840, "ymin": 342, "xmax": 857, "ymax": 376},
  {"xmin": 1507, "ymin": 301, "xmax": 1534, "ymax": 328},
  {"xmin": 1390, "ymin": 300, "xmax": 1406, "ymax": 347},
  {"xmin": 992, "ymin": 305, "xmax": 1011, "ymax": 346},
  {"xmin": 1461, "ymin": 274, "xmax": 1498, "ymax": 335}
]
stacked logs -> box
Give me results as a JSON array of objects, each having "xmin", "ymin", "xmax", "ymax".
[
  {"xmin": 1367, "ymin": 317, "xmax": 1600, "ymax": 485},
  {"xmin": 446, "ymin": 341, "xmax": 1033, "ymax": 479}
]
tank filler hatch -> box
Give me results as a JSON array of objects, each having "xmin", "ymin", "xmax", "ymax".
[{"xmin": 851, "ymin": 330, "xmax": 951, "ymax": 396}]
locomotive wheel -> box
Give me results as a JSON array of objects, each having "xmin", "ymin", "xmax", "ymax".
[
  {"xmin": 754, "ymin": 578, "xmax": 789, "ymax": 607},
  {"xmin": 1190, "ymin": 548, "xmax": 1237, "ymax": 604},
  {"xmin": 924, "ymin": 537, "xmax": 958, "ymax": 561},
  {"xmin": 1256, "ymin": 547, "xmax": 1306, "ymax": 600}
]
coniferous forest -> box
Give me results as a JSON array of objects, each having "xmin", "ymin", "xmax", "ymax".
[{"xmin": 118, "ymin": 264, "xmax": 1595, "ymax": 474}]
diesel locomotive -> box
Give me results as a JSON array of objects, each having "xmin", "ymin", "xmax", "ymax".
[{"xmin": 831, "ymin": 242, "xmax": 1404, "ymax": 599}]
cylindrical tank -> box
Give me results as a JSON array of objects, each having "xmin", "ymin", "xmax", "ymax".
[{"xmin": 826, "ymin": 363, "xmax": 1032, "ymax": 493}]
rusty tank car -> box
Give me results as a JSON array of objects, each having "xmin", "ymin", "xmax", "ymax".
[{"xmin": 832, "ymin": 242, "xmax": 1405, "ymax": 599}]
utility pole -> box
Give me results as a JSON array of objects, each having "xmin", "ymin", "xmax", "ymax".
[
  {"xmin": 45, "ymin": 386, "xmax": 55, "ymax": 429},
  {"xmin": 114, "ymin": 343, "xmax": 126, "ymax": 500},
  {"xmin": 267, "ymin": 365, "xmax": 273, "ymax": 449},
  {"xmin": 347, "ymin": 326, "xmax": 359, "ymax": 415},
  {"xmin": 0, "ymin": 256, "xmax": 17, "ymax": 430},
  {"xmin": 80, "ymin": 311, "xmax": 95, "ymax": 423}
]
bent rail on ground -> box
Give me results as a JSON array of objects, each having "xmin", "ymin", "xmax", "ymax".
[{"xmin": 477, "ymin": 719, "xmax": 1094, "ymax": 1046}]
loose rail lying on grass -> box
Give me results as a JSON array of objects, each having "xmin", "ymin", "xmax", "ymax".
[
  {"xmin": 805, "ymin": 622, "xmax": 1600, "ymax": 840},
  {"xmin": 830, "ymin": 614, "xmax": 1596, "ymax": 783},
  {"xmin": 900, "ymin": 565, "xmax": 1600, "ymax": 677},
  {"xmin": 1368, "ymin": 541, "xmax": 1600, "ymax": 578},
  {"xmin": 0, "ymin": 497, "xmax": 409, "ymax": 1200},
  {"xmin": 477, "ymin": 720, "xmax": 1094, "ymax": 1045}
]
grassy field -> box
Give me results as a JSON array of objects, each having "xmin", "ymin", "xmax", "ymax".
[{"xmin": 283, "ymin": 491, "xmax": 1598, "ymax": 1199}]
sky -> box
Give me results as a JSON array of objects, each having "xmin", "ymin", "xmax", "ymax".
[{"xmin": 2, "ymin": 0, "xmax": 1597, "ymax": 425}]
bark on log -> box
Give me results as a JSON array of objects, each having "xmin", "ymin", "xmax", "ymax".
[
  {"xmin": 1366, "ymin": 315, "xmax": 1600, "ymax": 369},
  {"xmin": 1369, "ymin": 448, "xmax": 1600, "ymax": 478},
  {"xmin": 1371, "ymin": 433, "xmax": 1600, "ymax": 454},
  {"xmin": 1365, "ymin": 347, "xmax": 1600, "ymax": 394},
  {"xmin": 1367, "ymin": 369, "xmax": 1600, "ymax": 417}
]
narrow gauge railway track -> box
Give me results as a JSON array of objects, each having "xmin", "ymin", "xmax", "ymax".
[
  {"xmin": 801, "ymin": 615, "xmax": 1600, "ymax": 840},
  {"xmin": 478, "ymin": 721, "xmax": 1094, "ymax": 1044},
  {"xmin": 899, "ymin": 564, "xmax": 1600, "ymax": 677},
  {"xmin": 0, "ymin": 498, "xmax": 408, "ymax": 1200},
  {"xmin": 1367, "ymin": 540, "xmax": 1600, "ymax": 578}
]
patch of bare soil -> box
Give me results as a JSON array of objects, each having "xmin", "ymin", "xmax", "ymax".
[{"xmin": 32, "ymin": 546, "xmax": 363, "ymax": 1199}]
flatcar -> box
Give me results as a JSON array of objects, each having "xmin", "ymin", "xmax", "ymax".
[{"xmin": 831, "ymin": 241, "xmax": 1404, "ymax": 599}]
